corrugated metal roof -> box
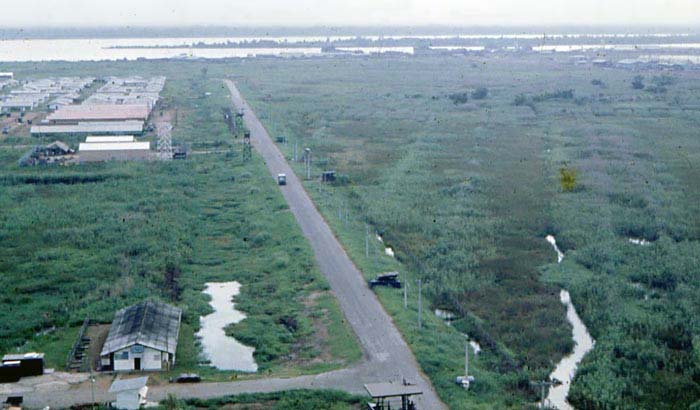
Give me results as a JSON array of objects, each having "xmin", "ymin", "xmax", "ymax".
[
  {"xmin": 85, "ymin": 135, "xmax": 135, "ymax": 143},
  {"xmin": 31, "ymin": 121, "xmax": 144, "ymax": 135},
  {"xmin": 79, "ymin": 142, "xmax": 150, "ymax": 151},
  {"xmin": 109, "ymin": 376, "xmax": 149, "ymax": 393},
  {"xmin": 47, "ymin": 104, "xmax": 150, "ymax": 122},
  {"xmin": 46, "ymin": 141, "xmax": 72, "ymax": 152},
  {"xmin": 101, "ymin": 301, "xmax": 181, "ymax": 356},
  {"xmin": 2, "ymin": 352, "xmax": 44, "ymax": 361},
  {"xmin": 364, "ymin": 382, "xmax": 424, "ymax": 398}
]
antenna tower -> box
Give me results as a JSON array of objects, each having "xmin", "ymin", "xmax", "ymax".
[{"xmin": 157, "ymin": 122, "xmax": 173, "ymax": 160}]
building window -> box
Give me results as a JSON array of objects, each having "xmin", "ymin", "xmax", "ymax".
[
  {"xmin": 153, "ymin": 354, "xmax": 160, "ymax": 361},
  {"xmin": 118, "ymin": 351, "xmax": 129, "ymax": 360}
]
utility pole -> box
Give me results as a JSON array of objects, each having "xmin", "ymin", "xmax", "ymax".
[
  {"xmin": 242, "ymin": 131, "xmax": 252, "ymax": 162},
  {"xmin": 305, "ymin": 148, "xmax": 311, "ymax": 180},
  {"xmin": 294, "ymin": 140, "xmax": 298, "ymax": 162},
  {"xmin": 465, "ymin": 340, "xmax": 469, "ymax": 378},
  {"xmin": 418, "ymin": 279, "xmax": 422, "ymax": 330},
  {"xmin": 365, "ymin": 224, "xmax": 370, "ymax": 258},
  {"xmin": 530, "ymin": 380, "xmax": 557, "ymax": 409},
  {"xmin": 404, "ymin": 282, "xmax": 408, "ymax": 309},
  {"xmin": 90, "ymin": 371, "xmax": 96, "ymax": 410}
]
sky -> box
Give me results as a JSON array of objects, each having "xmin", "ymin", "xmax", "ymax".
[{"xmin": 0, "ymin": 0, "xmax": 698, "ymax": 27}]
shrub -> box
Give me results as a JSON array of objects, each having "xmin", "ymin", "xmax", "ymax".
[
  {"xmin": 559, "ymin": 167, "xmax": 578, "ymax": 192},
  {"xmin": 448, "ymin": 92, "xmax": 470, "ymax": 105},
  {"xmin": 514, "ymin": 93, "xmax": 528, "ymax": 106},
  {"xmin": 652, "ymin": 75, "xmax": 676, "ymax": 87},
  {"xmin": 472, "ymin": 87, "xmax": 489, "ymax": 100},
  {"xmin": 632, "ymin": 75, "xmax": 645, "ymax": 90}
]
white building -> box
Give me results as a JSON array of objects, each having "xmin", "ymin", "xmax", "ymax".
[
  {"xmin": 100, "ymin": 301, "xmax": 181, "ymax": 372},
  {"xmin": 78, "ymin": 133, "xmax": 151, "ymax": 163},
  {"xmin": 109, "ymin": 376, "xmax": 149, "ymax": 410}
]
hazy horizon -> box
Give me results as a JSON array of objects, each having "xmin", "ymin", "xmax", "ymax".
[{"xmin": 0, "ymin": 0, "xmax": 697, "ymax": 28}]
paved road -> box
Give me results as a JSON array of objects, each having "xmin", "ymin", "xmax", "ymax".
[
  {"xmin": 225, "ymin": 80, "xmax": 446, "ymax": 410},
  {"xmin": 10, "ymin": 81, "xmax": 446, "ymax": 410}
]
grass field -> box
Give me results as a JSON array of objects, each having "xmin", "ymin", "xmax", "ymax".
[
  {"xmin": 227, "ymin": 54, "xmax": 700, "ymax": 409},
  {"xmin": 160, "ymin": 390, "xmax": 364, "ymax": 410},
  {"xmin": 2, "ymin": 54, "xmax": 700, "ymax": 409},
  {"xmin": 0, "ymin": 60, "xmax": 361, "ymax": 380}
]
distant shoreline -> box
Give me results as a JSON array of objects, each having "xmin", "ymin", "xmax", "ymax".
[
  {"xmin": 0, "ymin": 25, "xmax": 697, "ymax": 41},
  {"xmin": 100, "ymin": 34, "xmax": 700, "ymax": 51}
]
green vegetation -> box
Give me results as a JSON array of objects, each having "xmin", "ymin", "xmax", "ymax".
[
  {"xmin": 229, "ymin": 55, "xmax": 700, "ymax": 409},
  {"xmin": 471, "ymin": 87, "xmax": 489, "ymax": 100},
  {"xmin": 559, "ymin": 167, "xmax": 578, "ymax": 192},
  {"xmin": 632, "ymin": 75, "xmax": 645, "ymax": 90},
  {"xmin": 2, "ymin": 54, "xmax": 699, "ymax": 409},
  {"xmin": 159, "ymin": 390, "xmax": 363, "ymax": 410},
  {"xmin": 0, "ymin": 60, "xmax": 360, "ymax": 378},
  {"xmin": 448, "ymin": 91, "xmax": 470, "ymax": 104}
]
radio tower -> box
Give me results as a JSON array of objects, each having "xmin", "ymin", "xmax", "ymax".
[{"xmin": 157, "ymin": 122, "xmax": 173, "ymax": 160}]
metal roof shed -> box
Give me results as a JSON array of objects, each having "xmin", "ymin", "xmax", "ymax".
[
  {"xmin": 110, "ymin": 376, "xmax": 149, "ymax": 410},
  {"xmin": 101, "ymin": 301, "xmax": 181, "ymax": 371},
  {"xmin": 102, "ymin": 301, "xmax": 181, "ymax": 356},
  {"xmin": 79, "ymin": 142, "xmax": 149, "ymax": 151},
  {"xmin": 85, "ymin": 135, "xmax": 135, "ymax": 143},
  {"xmin": 30, "ymin": 121, "xmax": 145, "ymax": 136},
  {"xmin": 364, "ymin": 382, "xmax": 423, "ymax": 410},
  {"xmin": 46, "ymin": 104, "xmax": 150, "ymax": 124}
]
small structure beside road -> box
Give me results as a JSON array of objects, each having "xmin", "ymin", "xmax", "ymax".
[
  {"xmin": 100, "ymin": 300, "xmax": 181, "ymax": 372},
  {"xmin": 0, "ymin": 353, "xmax": 44, "ymax": 383},
  {"xmin": 109, "ymin": 376, "xmax": 149, "ymax": 410},
  {"xmin": 364, "ymin": 381, "xmax": 422, "ymax": 410}
]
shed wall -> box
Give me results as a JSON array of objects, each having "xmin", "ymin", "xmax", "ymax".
[{"xmin": 79, "ymin": 149, "xmax": 152, "ymax": 162}]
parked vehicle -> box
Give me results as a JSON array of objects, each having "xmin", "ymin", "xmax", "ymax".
[
  {"xmin": 277, "ymin": 173, "xmax": 287, "ymax": 185},
  {"xmin": 169, "ymin": 373, "xmax": 201, "ymax": 383},
  {"xmin": 369, "ymin": 272, "xmax": 402, "ymax": 289}
]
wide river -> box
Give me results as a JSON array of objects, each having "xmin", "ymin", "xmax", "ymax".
[
  {"xmin": 0, "ymin": 34, "xmax": 696, "ymax": 62},
  {"xmin": 0, "ymin": 37, "xmax": 415, "ymax": 62}
]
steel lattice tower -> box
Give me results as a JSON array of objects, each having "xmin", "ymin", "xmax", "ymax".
[{"xmin": 157, "ymin": 122, "xmax": 173, "ymax": 160}]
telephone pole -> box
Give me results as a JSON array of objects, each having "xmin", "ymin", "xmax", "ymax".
[
  {"xmin": 404, "ymin": 282, "xmax": 408, "ymax": 309},
  {"xmin": 465, "ymin": 340, "xmax": 469, "ymax": 378},
  {"xmin": 417, "ymin": 279, "xmax": 422, "ymax": 330},
  {"xmin": 242, "ymin": 131, "xmax": 252, "ymax": 161},
  {"xmin": 530, "ymin": 380, "xmax": 557, "ymax": 409},
  {"xmin": 304, "ymin": 148, "xmax": 311, "ymax": 180},
  {"xmin": 365, "ymin": 224, "xmax": 370, "ymax": 258}
]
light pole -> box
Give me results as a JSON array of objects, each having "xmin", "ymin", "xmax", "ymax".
[
  {"xmin": 305, "ymin": 148, "xmax": 311, "ymax": 180},
  {"xmin": 417, "ymin": 279, "xmax": 422, "ymax": 330},
  {"xmin": 90, "ymin": 372, "xmax": 96, "ymax": 410}
]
